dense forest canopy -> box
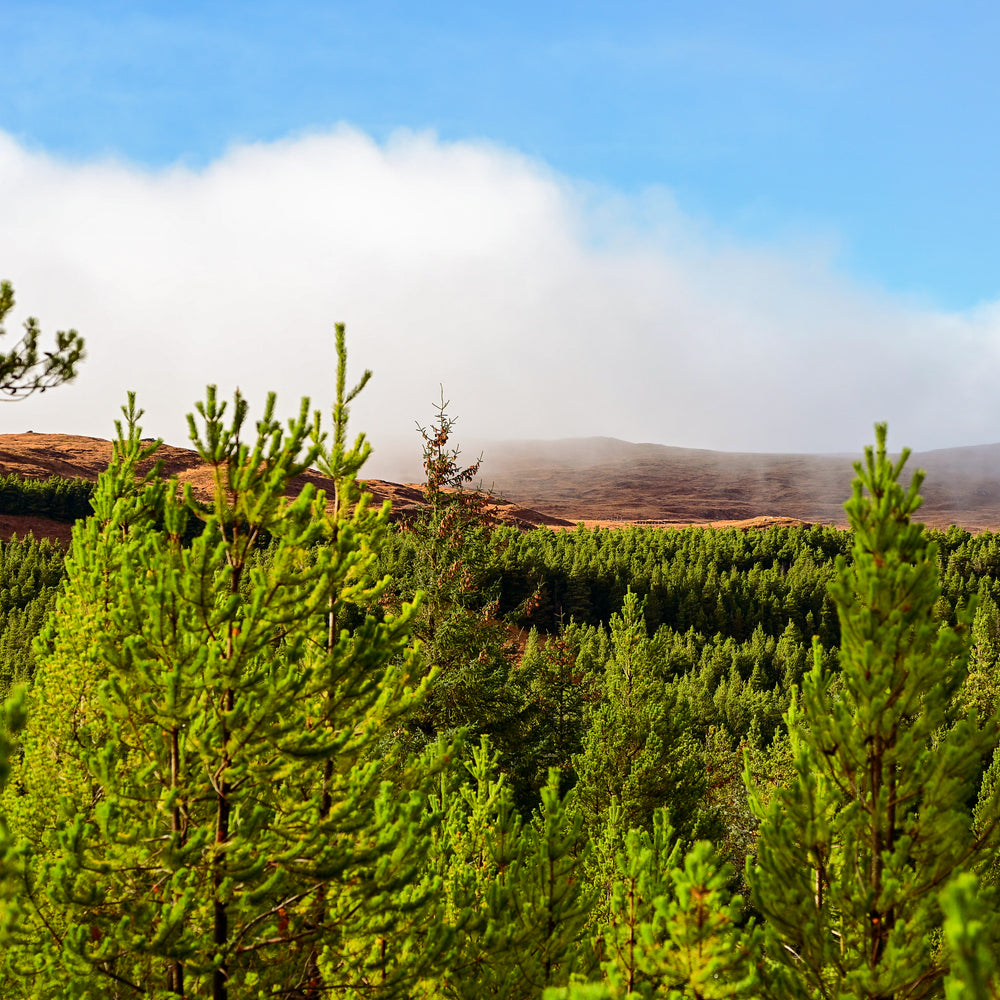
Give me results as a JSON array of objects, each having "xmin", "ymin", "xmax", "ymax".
[{"xmin": 0, "ymin": 343, "xmax": 999, "ymax": 997}]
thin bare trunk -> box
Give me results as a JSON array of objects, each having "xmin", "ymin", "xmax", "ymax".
[
  {"xmin": 214, "ymin": 559, "xmax": 242, "ymax": 1000},
  {"xmin": 213, "ymin": 686, "xmax": 234, "ymax": 1000},
  {"xmin": 169, "ymin": 725, "xmax": 186, "ymax": 997},
  {"xmin": 302, "ymin": 593, "xmax": 337, "ymax": 998}
]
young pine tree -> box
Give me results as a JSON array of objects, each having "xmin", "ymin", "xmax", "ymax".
[
  {"xmin": 747, "ymin": 424, "xmax": 1000, "ymax": 1000},
  {"xmin": 425, "ymin": 738, "xmax": 593, "ymax": 1000},
  {"xmin": 0, "ymin": 686, "xmax": 25, "ymax": 943},
  {"xmin": 1, "ymin": 332, "xmax": 450, "ymax": 999},
  {"xmin": 514, "ymin": 624, "xmax": 597, "ymax": 804},
  {"xmin": 573, "ymin": 591, "xmax": 710, "ymax": 844},
  {"xmin": 939, "ymin": 873, "xmax": 1000, "ymax": 1000},
  {"xmin": 550, "ymin": 804, "xmax": 758, "ymax": 1000}
]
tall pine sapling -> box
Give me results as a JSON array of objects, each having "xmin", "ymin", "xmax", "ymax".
[
  {"xmin": 747, "ymin": 423, "xmax": 1000, "ymax": 1000},
  {"xmin": 550, "ymin": 803, "xmax": 758, "ymax": 999},
  {"xmin": 1, "ymin": 334, "xmax": 448, "ymax": 999},
  {"xmin": 573, "ymin": 591, "xmax": 709, "ymax": 845}
]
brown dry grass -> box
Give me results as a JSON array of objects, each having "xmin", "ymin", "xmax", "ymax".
[
  {"xmin": 478, "ymin": 437, "xmax": 1000, "ymax": 532},
  {"xmin": 2, "ymin": 432, "xmax": 1000, "ymax": 543},
  {"xmin": 0, "ymin": 434, "xmax": 576, "ymax": 542}
]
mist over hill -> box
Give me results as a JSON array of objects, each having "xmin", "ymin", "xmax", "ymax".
[
  {"xmin": 473, "ymin": 437, "xmax": 1000, "ymax": 530},
  {"xmin": 2, "ymin": 432, "xmax": 1000, "ymax": 532}
]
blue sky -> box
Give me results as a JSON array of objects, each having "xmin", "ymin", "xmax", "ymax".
[
  {"xmin": 6, "ymin": 1, "xmax": 998, "ymax": 309},
  {"xmin": 2, "ymin": 2, "xmax": 1000, "ymax": 462}
]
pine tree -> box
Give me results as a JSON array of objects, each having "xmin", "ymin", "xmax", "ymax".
[
  {"xmin": 0, "ymin": 686, "xmax": 26, "ymax": 943},
  {"xmin": 747, "ymin": 424, "xmax": 1000, "ymax": 1000},
  {"xmin": 1, "ymin": 332, "xmax": 450, "ymax": 999},
  {"xmin": 964, "ymin": 586, "xmax": 1000, "ymax": 719},
  {"xmin": 0, "ymin": 281, "xmax": 85, "ymax": 400},
  {"xmin": 513, "ymin": 624, "xmax": 596, "ymax": 806},
  {"xmin": 551, "ymin": 805, "xmax": 758, "ymax": 1000},
  {"xmin": 573, "ymin": 591, "xmax": 710, "ymax": 843},
  {"xmin": 398, "ymin": 392, "xmax": 518, "ymax": 747},
  {"xmin": 425, "ymin": 739, "xmax": 593, "ymax": 999},
  {"xmin": 939, "ymin": 873, "xmax": 1000, "ymax": 1000}
]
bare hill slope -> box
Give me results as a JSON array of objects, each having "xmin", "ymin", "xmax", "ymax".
[
  {"xmin": 0, "ymin": 434, "xmax": 575, "ymax": 541},
  {"xmin": 2, "ymin": 433, "xmax": 1000, "ymax": 539},
  {"xmin": 479, "ymin": 437, "xmax": 1000, "ymax": 531}
]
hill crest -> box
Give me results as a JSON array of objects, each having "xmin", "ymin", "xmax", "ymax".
[{"xmin": 2, "ymin": 433, "xmax": 1000, "ymax": 540}]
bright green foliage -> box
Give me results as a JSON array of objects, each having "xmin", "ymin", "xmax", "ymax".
[
  {"xmin": 315, "ymin": 322, "xmax": 374, "ymax": 519},
  {"xmin": 425, "ymin": 739, "xmax": 527, "ymax": 997},
  {"xmin": 544, "ymin": 985, "xmax": 614, "ymax": 1000},
  {"xmin": 646, "ymin": 840, "xmax": 758, "ymax": 998},
  {"xmin": 425, "ymin": 739, "xmax": 593, "ymax": 999},
  {"xmin": 0, "ymin": 281, "xmax": 85, "ymax": 401},
  {"xmin": 748, "ymin": 424, "xmax": 1000, "ymax": 1000},
  {"xmin": 592, "ymin": 805, "xmax": 683, "ymax": 997},
  {"xmin": 559, "ymin": 806, "xmax": 758, "ymax": 999},
  {"xmin": 573, "ymin": 592, "xmax": 710, "ymax": 843},
  {"xmin": 0, "ymin": 686, "xmax": 26, "ymax": 937},
  {"xmin": 964, "ymin": 586, "xmax": 1000, "ymax": 719},
  {"xmin": 775, "ymin": 619, "xmax": 809, "ymax": 696},
  {"xmin": 972, "ymin": 746, "xmax": 1000, "ymax": 894},
  {"xmin": 8, "ymin": 358, "xmax": 1000, "ymax": 1000},
  {"xmin": 1, "ymin": 337, "xmax": 448, "ymax": 998},
  {"xmin": 515, "ymin": 774, "xmax": 594, "ymax": 994},
  {"xmin": 940, "ymin": 874, "xmax": 1000, "ymax": 1000}
]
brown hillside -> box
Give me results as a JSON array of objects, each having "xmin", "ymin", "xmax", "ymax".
[
  {"xmin": 2, "ymin": 433, "xmax": 1000, "ymax": 542},
  {"xmin": 0, "ymin": 433, "xmax": 576, "ymax": 541},
  {"xmin": 478, "ymin": 437, "xmax": 1000, "ymax": 532}
]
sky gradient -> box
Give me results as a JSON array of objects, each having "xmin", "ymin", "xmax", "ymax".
[{"xmin": 2, "ymin": 2, "xmax": 999, "ymax": 471}]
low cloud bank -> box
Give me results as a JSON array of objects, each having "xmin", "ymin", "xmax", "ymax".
[{"xmin": 1, "ymin": 126, "xmax": 998, "ymax": 480}]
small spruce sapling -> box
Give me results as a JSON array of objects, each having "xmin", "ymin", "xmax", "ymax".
[{"xmin": 400, "ymin": 391, "xmax": 518, "ymax": 744}]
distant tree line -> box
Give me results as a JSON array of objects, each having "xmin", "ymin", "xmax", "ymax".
[{"xmin": 0, "ymin": 474, "xmax": 95, "ymax": 522}]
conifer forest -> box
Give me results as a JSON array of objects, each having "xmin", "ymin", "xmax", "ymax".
[{"xmin": 3, "ymin": 330, "xmax": 1000, "ymax": 998}]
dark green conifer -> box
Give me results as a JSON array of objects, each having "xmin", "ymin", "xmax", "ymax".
[
  {"xmin": 0, "ymin": 282, "xmax": 85, "ymax": 400},
  {"xmin": 398, "ymin": 393, "xmax": 520, "ymax": 750},
  {"xmin": 514, "ymin": 625, "xmax": 596, "ymax": 803}
]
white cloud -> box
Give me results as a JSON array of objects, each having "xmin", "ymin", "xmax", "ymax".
[{"xmin": 1, "ymin": 125, "xmax": 997, "ymax": 480}]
